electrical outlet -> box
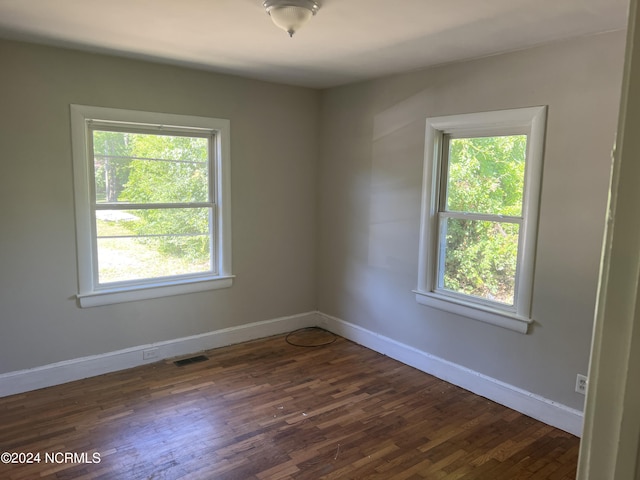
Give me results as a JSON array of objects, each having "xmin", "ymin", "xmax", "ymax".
[
  {"xmin": 143, "ymin": 348, "xmax": 159, "ymax": 360},
  {"xmin": 576, "ymin": 374, "xmax": 588, "ymax": 395}
]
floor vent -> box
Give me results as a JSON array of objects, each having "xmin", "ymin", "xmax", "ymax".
[{"xmin": 173, "ymin": 354, "xmax": 209, "ymax": 367}]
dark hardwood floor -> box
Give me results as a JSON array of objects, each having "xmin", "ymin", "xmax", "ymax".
[{"xmin": 0, "ymin": 332, "xmax": 579, "ymax": 479}]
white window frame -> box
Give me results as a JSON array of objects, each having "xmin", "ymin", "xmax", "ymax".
[
  {"xmin": 70, "ymin": 105, "xmax": 233, "ymax": 307},
  {"xmin": 414, "ymin": 106, "xmax": 546, "ymax": 333}
]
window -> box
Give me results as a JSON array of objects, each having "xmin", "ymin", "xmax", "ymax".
[
  {"xmin": 415, "ymin": 107, "xmax": 546, "ymax": 333},
  {"xmin": 71, "ymin": 105, "xmax": 232, "ymax": 307}
]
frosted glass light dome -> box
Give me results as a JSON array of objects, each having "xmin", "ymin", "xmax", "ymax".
[{"xmin": 263, "ymin": 1, "xmax": 320, "ymax": 37}]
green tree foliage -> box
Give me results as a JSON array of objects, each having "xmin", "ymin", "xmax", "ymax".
[
  {"xmin": 94, "ymin": 130, "xmax": 211, "ymax": 262},
  {"xmin": 119, "ymin": 133, "xmax": 211, "ymax": 261},
  {"xmin": 120, "ymin": 133, "xmax": 209, "ymax": 204},
  {"xmin": 442, "ymin": 135, "xmax": 526, "ymax": 304}
]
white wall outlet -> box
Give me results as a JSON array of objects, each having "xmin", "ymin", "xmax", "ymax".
[
  {"xmin": 143, "ymin": 348, "xmax": 159, "ymax": 360},
  {"xmin": 576, "ymin": 374, "xmax": 588, "ymax": 395}
]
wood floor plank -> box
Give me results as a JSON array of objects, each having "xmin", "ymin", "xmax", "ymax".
[{"xmin": 0, "ymin": 334, "xmax": 579, "ymax": 479}]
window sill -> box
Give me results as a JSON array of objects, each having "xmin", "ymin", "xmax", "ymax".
[
  {"xmin": 413, "ymin": 290, "xmax": 531, "ymax": 333},
  {"xmin": 77, "ymin": 275, "xmax": 235, "ymax": 308}
]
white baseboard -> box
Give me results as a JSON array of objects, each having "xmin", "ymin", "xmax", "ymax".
[
  {"xmin": 0, "ymin": 311, "xmax": 322, "ymax": 398},
  {"xmin": 317, "ymin": 312, "xmax": 584, "ymax": 437}
]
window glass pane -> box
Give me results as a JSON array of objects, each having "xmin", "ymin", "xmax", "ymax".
[
  {"xmin": 92, "ymin": 131, "xmax": 209, "ymax": 204},
  {"xmin": 439, "ymin": 217, "xmax": 519, "ymax": 305},
  {"xmin": 95, "ymin": 208, "xmax": 212, "ymax": 284},
  {"xmin": 97, "ymin": 237, "xmax": 211, "ymax": 284},
  {"xmin": 446, "ymin": 135, "xmax": 526, "ymax": 216}
]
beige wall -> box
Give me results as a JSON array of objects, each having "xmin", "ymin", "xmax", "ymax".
[
  {"xmin": 0, "ymin": 40, "xmax": 319, "ymax": 373},
  {"xmin": 317, "ymin": 31, "xmax": 626, "ymax": 410}
]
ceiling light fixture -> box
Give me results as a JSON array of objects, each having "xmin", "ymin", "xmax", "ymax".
[{"xmin": 263, "ymin": 0, "xmax": 320, "ymax": 38}]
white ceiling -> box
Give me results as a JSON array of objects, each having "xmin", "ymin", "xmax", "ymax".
[{"xmin": 0, "ymin": 0, "xmax": 629, "ymax": 88}]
